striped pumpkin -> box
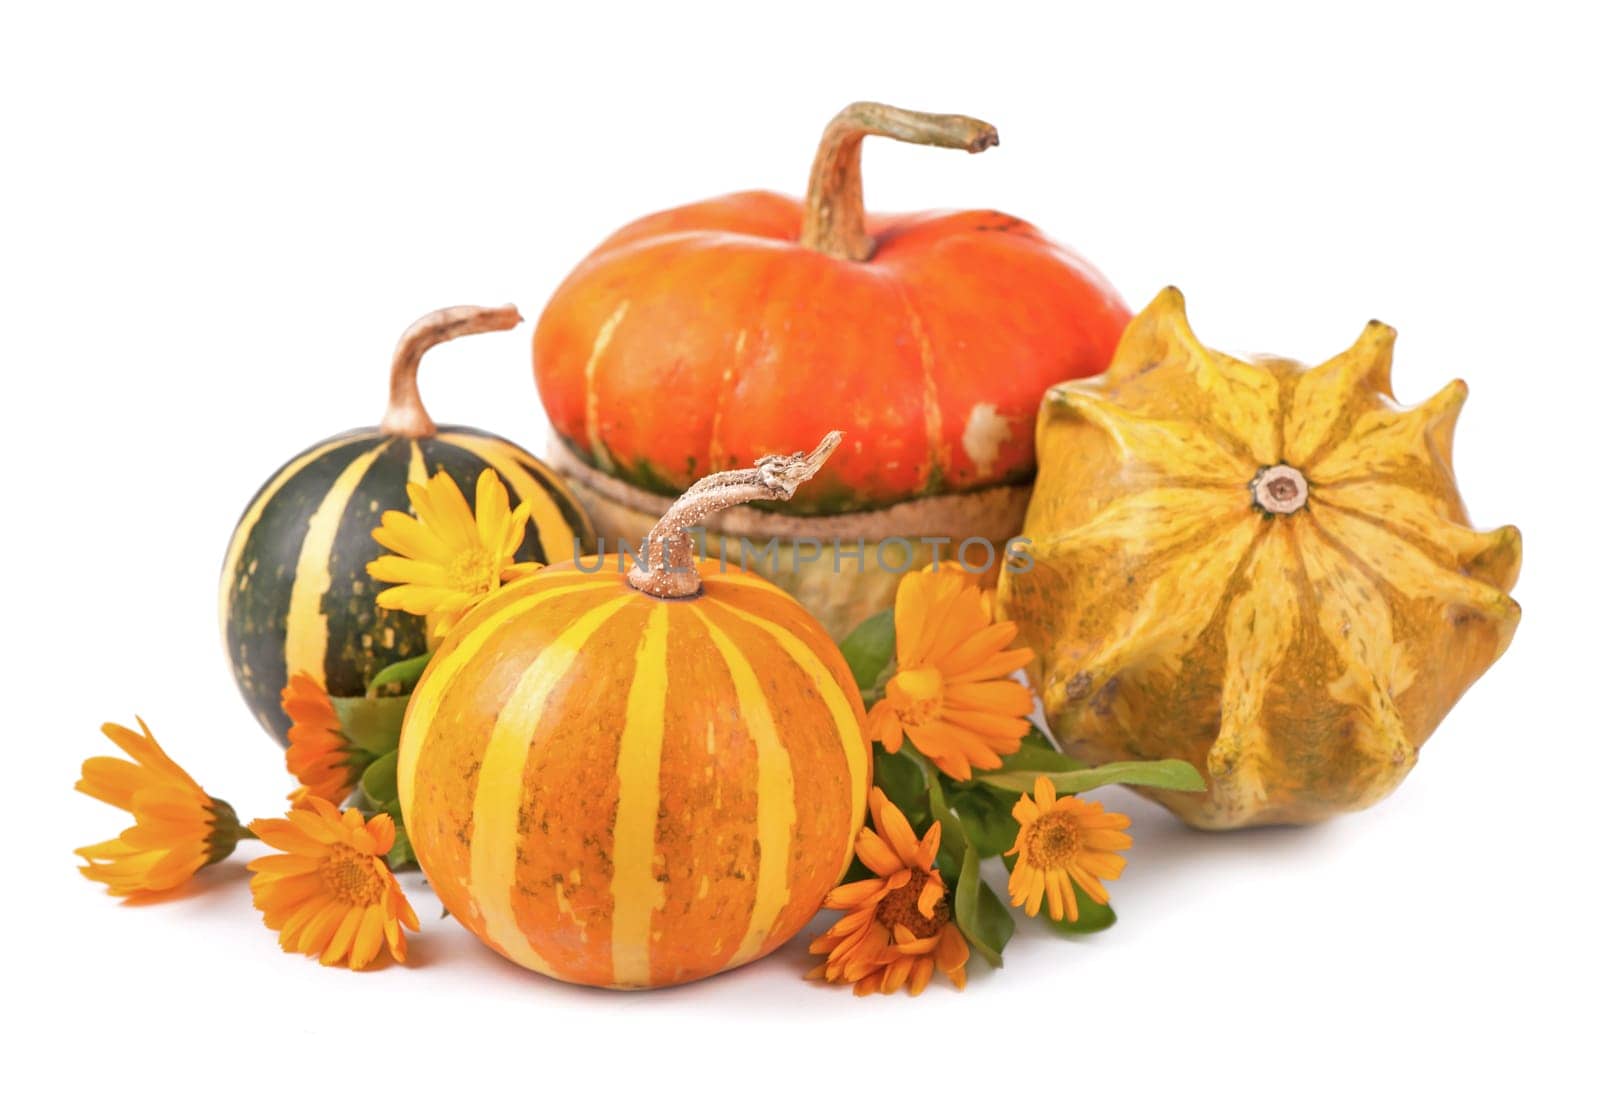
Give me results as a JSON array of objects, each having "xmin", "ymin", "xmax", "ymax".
[
  {"xmin": 219, "ymin": 306, "xmax": 595, "ymax": 743},
  {"xmin": 397, "ymin": 435, "xmax": 869, "ymax": 988}
]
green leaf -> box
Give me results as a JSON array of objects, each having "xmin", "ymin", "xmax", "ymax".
[
  {"xmin": 1049, "ymin": 881, "xmax": 1117, "ymax": 934},
  {"xmin": 839, "ymin": 609, "xmax": 895, "ymax": 702},
  {"xmin": 962, "ymin": 724, "xmax": 1088, "ymax": 785},
  {"xmin": 975, "ymin": 879, "xmax": 1016, "ymax": 959},
  {"xmin": 923, "ymin": 762, "xmax": 966, "ymax": 864},
  {"xmin": 953, "ymin": 842, "xmax": 1014, "ymax": 967},
  {"xmin": 359, "ymin": 749, "xmax": 399, "ymax": 809},
  {"xmin": 977, "ymin": 757, "xmax": 1206, "ymax": 795},
  {"xmin": 946, "ymin": 782, "xmax": 1021, "ymax": 859},
  {"xmin": 329, "ymin": 695, "xmax": 410, "ymax": 757},
  {"xmin": 368, "ymin": 653, "xmax": 432, "ymax": 696},
  {"xmin": 872, "ymin": 746, "xmax": 930, "ymax": 831},
  {"xmin": 1021, "ymin": 724, "xmax": 1056, "ymax": 749},
  {"xmin": 385, "ymin": 822, "xmax": 416, "ymax": 871},
  {"xmin": 997, "ymin": 738, "xmax": 1088, "ymax": 775}
]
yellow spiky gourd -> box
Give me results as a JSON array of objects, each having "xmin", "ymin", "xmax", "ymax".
[{"xmin": 997, "ymin": 288, "xmax": 1521, "ymax": 829}]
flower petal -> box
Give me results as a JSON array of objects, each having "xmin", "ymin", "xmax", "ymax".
[{"xmin": 854, "ymin": 828, "xmax": 905, "ymax": 877}]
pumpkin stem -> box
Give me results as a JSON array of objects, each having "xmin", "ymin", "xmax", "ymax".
[
  {"xmin": 627, "ymin": 431, "xmax": 844, "ymax": 599},
  {"xmin": 380, "ymin": 305, "xmax": 523, "ymax": 438},
  {"xmin": 1250, "ymin": 464, "xmax": 1310, "ymax": 515},
  {"xmin": 799, "ymin": 102, "xmax": 998, "ymax": 262}
]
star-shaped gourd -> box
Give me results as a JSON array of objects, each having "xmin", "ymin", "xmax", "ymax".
[{"xmin": 998, "ymin": 288, "xmax": 1521, "ymax": 829}]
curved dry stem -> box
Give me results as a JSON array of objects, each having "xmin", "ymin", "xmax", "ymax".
[
  {"xmin": 800, "ymin": 101, "xmax": 998, "ymax": 261},
  {"xmin": 380, "ymin": 304, "xmax": 523, "ymax": 438},
  {"xmin": 628, "ymin": 431, "xmax": 844, "ymax": 598}
]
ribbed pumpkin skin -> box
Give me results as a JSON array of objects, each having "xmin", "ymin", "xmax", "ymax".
[
  {"xmin": 220, "ymin": 425, "xmax": 595, "ymax": 743},
  {"xmin": 397, "ymin": 561, "xmax": 870, "ymax": 989},
  {"xmin": 997, "ymin": 289, "xmax": 1521, "ymax": 829},
  {"xmin": 533, "ymin": 192, "xmax": 1130, "ymax": 512}
]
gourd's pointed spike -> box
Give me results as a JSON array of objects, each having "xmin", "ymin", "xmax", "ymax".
[
  {"xmin": 1420, "ymin": 378, "xmax": 1469, "ymax": 469},
  {"xmin": 1283, "ymin": 320, "xmax": 1398, "ymax": 465},
  {"xmin": 1107, "ymin": 286, "xmax": 1209, "ymax": 382},
  {"xmin": 1202, "ymin": 527, "xmax": 1300, "ymax": 827},
  {"xmin": 1345, "ymin": 320, "xmax": 1397, "ymax": 397},
  {"xmin": 1343, "ymin": 695, "xmax": 1418, "ymax": 809},
  {"xmin": 1463, "ymin": 524, "xmax": 1523, "ymax": 592},
  {"xmin": 1205, "ymin": 728, "xmax": 1271, "ymax": 825},
  {"xmin": 1313, "ymin": 480, "xmax": 1523, "ymax": 595},
  {"xmin": 1157, "ymin": 286, "xmax": 1204, "ymax": 347},
  {"xmin": 1153, "ymin": 285, "xmax": 1188, "ymax": 315},
  {"xmin": 1304, "ymin": 375, "xmax": 1471, "ymax": 487},
  {"xmin": 1044, "ymin": 388, "xmax": 1255, "ymax": 481}
]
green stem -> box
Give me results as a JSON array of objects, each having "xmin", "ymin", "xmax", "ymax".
[{"xmin": 900, "ymin": 743, "xmax": 969, "ymax": 863}]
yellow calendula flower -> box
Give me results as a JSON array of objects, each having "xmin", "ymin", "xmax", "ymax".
[
  {"xmin": 248, "ymin": 797, "xmax": 419, "ymax": 969},
  {"xmin": 75, "ymin": 719, "xmax": 243, "ymax": 896},
  {"xmin": 367, "ymin": 468, "xmax": 541, "ymax": 637},
  {"xmin": 282, "ymin": 673, "xmax": 365, "ymax": 806},
  {"xmin": 809, "ymin": 789, "xmax": 969, "ymax": 996},
  {"xmin": 867, "ymin": 566, "xmax": 1036, "ymax": 780},
  {"xmin": 1006, "ymin": 776, "xmax": 1132, "ymax": 922}
]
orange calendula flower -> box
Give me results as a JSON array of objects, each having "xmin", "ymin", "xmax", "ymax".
[
  {"xmin": 75, "ymin": 718, "xmax": 243, "ymax": 896},
  {"xmin": 248, "ymin": 797, "xmax": 419, "ymax": 969},
  {"xmin": 367, "ymin": 468, "xmax": 540, "ymax": 636},
  {"xmin": 867, "ymin": 566, "xmax": 1036, "ymax": 780},
  {"xmin": 1007, "ymin": 776, "xmax": 1132, "ymax": 922},
  {"xmin": 282, "ymin": 673, "xmax": 368, "ymax": 805},
  {"xmin": 809, "ymin": 788, "xmax": 969, "ymax": 996}
]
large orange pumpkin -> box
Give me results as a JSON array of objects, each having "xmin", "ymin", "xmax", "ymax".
[
  {"xmin": 533, "ymin": 101, "xmax": 1130, "ymax": 513},
  {"xmin": 396, "ymin": 435, "xmax": 870, "ymax": 988}
]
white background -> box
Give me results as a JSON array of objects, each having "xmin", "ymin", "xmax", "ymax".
[{"xmin": 5, "ymin": 2, "xmax": 1595, "ymax": 1095}]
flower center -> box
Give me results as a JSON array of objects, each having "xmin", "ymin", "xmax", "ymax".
[
  {"xmin": 448, "ymin": 547, "xmax": 498, "ymax": 596},
  {"xmin": 888, "ymin": 666, "xmax": 944, "ymax": 727},
  {"xmin": 1024, "ymin": 810, "xmax": 1082, "ymax": 870},
  {"xmin": 875, "ymin": 868, "xmax": 949, "ymax": 939},
  {"xmin": 1250, "ymin": 464, "xmax": 1309, "ymax": 515},
  {"xmin": 321, "ymin": 843, "xmax": 386, "ymax": 906}
]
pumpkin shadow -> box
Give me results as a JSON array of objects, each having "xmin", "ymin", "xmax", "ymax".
[
  {"xmin": 1095, "ymin": 785, "xmax": 1338, "ymax": 909},
  {"xmin": 405, "ymin": 903, "xmax": 861, "ymax": 1011},
  {"xmin": 397, "ymin": 911, "xmax": 686, "ymax": 1003}
]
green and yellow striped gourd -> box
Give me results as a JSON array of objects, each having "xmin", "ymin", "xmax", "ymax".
[{"xmin": 220, "ymin": 306, "xmax": 595, "ymax": 743}]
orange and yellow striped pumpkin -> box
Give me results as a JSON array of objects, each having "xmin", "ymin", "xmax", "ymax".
[{"xmin": 397, "ymin": 436, "xmax": 870, "ymax": 988}]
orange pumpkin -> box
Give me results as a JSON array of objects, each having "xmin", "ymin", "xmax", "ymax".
[
  {"xmin": 533, "ymin": 101, "xmax": 1130, "ymax": 513},
  {"xmin": 396, "ymin": 434, "xmax": 870, "ymax": 988}
]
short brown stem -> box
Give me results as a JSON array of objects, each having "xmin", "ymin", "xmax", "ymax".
[
  {"xmin": 1251, "ymin": 464, "xmax": 1310, "ymax": 515},
  {"xmin": 627, "ymin": 432, "xmax": 843, "ymax": 599},
  {"xmin": 799, "ymin": 102, "xmax": 998, "ymax": 262},
  {"xmin": 380, "ymin": 305, "xmax": 523, "ymax": 438}
]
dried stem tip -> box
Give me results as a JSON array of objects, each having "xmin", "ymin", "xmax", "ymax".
[{"xmin": 627, "ymin": 431, "xmax": 844, "ymax": 599}]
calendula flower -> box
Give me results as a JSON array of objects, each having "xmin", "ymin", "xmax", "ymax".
[
  {"xmin": 248, "ymin": 797, "xmax": 419, "ymax": 969},
  {"xmin": 367, "ymin": 468, "xmax": 540, "ymax": 636},
  {"xmin": 867, "ymin": 567, "xmax": 1036, "ymax": 780},
  {"xmin": 809, "ymin": 788, "xmax": 969, "ymax": 996},
  {"xmin": 282, "ymin": 673, "xmax": 370, "ymax": 806},
  {"xmin": 75, "ymin": 718, "xmax": 243, "ymax": 896},
  {"xmin": 1007, "ymin": 776, "xmax": 1132, "ymax": 922}
]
